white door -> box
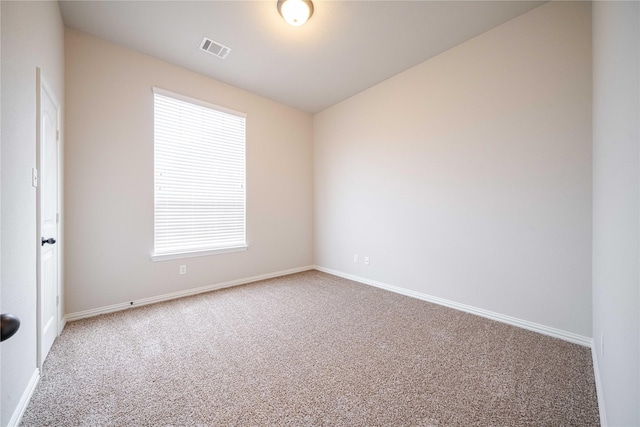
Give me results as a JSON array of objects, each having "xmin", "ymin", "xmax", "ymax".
[{"xmin": 39, "ymin": 77, "xmax": 59, "ymax": 364}]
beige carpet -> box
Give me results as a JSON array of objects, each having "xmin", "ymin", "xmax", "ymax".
[{"xmin": 21, "ymin": 270, "xmax": 599, "ymax": 426}]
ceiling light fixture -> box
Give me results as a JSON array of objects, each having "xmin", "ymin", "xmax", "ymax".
[{"xmin": 277, "ymin": 0, "xmax": 314, "ymax": 26}]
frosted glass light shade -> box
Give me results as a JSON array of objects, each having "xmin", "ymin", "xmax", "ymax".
[{"xmin": 277, "ymin": 0, "xmax": 314, "ymax": 26}]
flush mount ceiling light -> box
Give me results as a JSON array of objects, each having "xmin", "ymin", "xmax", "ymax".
[{"xmin": 277, "ymin": 0, "xmax": 314, "ymax": 26}]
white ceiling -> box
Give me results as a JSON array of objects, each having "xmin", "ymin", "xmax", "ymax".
[{"xmin": 59, "ymin": 0, "xmax": 545, "ymax": 113}]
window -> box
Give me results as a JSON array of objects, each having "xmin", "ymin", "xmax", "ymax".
[{"xmin": 152, "ymin": 88, "xmax": 247, "ymax": 261}]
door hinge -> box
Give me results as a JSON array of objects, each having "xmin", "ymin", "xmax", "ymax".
[
  {"xmin": 56, "ymin": 295, "xmax": 59, "ymax": 306},
  {"xmin": 56, "ymin": 130, "xmax": 60, "ymax": 141},
  {"xmin": 56, "ymin": 213, "xmax": 60, "ymax": 224}
]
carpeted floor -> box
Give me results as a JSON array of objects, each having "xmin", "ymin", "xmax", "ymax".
[{"xmin": 21, "ymin": 270, "xmax": 600, "ymax": 426}]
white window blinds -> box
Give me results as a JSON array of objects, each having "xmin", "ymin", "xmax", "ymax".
[{"xmin": 153, "ymin": 88, "xmax": 246, "ymax": 258}]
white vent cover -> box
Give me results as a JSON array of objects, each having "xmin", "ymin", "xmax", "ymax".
[{"xmin": 199, "ymin": 37, "xmax": 231, "ymax": 59}]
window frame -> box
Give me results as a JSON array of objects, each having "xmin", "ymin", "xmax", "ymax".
[{"xmin": 150, "ymin": 87, "xmax": 248, "ymax": 262}]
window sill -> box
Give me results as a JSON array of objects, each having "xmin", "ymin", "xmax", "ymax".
[{"xmin": 151, "ymin": 245, "xmax": 248, "ymax": 262}]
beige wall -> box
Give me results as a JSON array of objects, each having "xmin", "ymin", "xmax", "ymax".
[
  {"xmin": 592, "ymin": 2, "xmax": 640, "ymax": 425},
  {"xmin": 64, "ymin": 29, "xmax": 313, "ymax": 314},
  {"xmin": 1, "ymin": 1, "xmax": 65, "ymax": 425},
  {"xmin": 314, "ymin": 1, "xmax": 592, "ymax": 337}
]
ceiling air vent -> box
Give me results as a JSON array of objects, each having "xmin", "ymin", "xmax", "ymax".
[{"xmin": 199, "ymin": 37, "xmax": 231, "ymax": 59}]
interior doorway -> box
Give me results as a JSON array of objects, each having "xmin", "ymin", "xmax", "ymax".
[{"xmin": 36, "ymin": 68, "xmax": 61, "ymax": 368}]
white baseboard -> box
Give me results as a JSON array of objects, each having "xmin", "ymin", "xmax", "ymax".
[
  {"xmin": 64, "ymin": 265, "xmax": 315, "ymax": 323},
  {"xmin": 65, "ymin": 264, "xmax": 593, "ymax": 347},
  {"xmin": 314, "ymin": 265, "xmax": 592, "ymax": 347},
  {"xmin": 591, "ymin": 341, "xmax": 608, "ymax": 427},
  {"xmin": 7, "ymin": 368, "xmax": 40, "ymax": 427}
]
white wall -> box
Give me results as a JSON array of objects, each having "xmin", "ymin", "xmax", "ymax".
[
  {"xmin": 1, "ymin": 1, "xmax": 65, "ymax": 425},
  {"xmin": 592, "ymin": 2, "xmax": 640, "ymax": 425},
  {"xmin": 64, "ymin": 29, "xmax": 313, "ymax": 315},
  {"xmin": 314, "ymin": 1, "xmax": 592, "ymax": 337}
]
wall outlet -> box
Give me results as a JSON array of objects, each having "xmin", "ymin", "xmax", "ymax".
[
  {"xmin": 354, "ymin": 254, "xmax": 359, "ymax": 263},
  {"xmin": 600, "ymin": 332, "xmax": 604, "ymax": 357},
  {"xmin": 364, "ymin": 256, "xmax": 370, "ymax": 266},
  {"xmin": 179, "ymin": 265, "xmax": 187, "ymax": 275}
]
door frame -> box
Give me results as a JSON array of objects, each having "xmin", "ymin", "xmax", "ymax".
[{"xmin": 35, "ymin": 67, "xmax": 62, "ymax": 370}]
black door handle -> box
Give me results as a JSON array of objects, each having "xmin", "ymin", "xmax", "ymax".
[
  {"xmin": 1, "ymin": 313, "xmax": 20, "ymax": 342},
  {"xmin": 41, "ymin": 237, "xmax": 56, "ymax": 246}
]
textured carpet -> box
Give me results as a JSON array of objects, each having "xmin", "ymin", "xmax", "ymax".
[{"xmin": 21, "ymin": 270, "xmax": 599, "ymax": 426}]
